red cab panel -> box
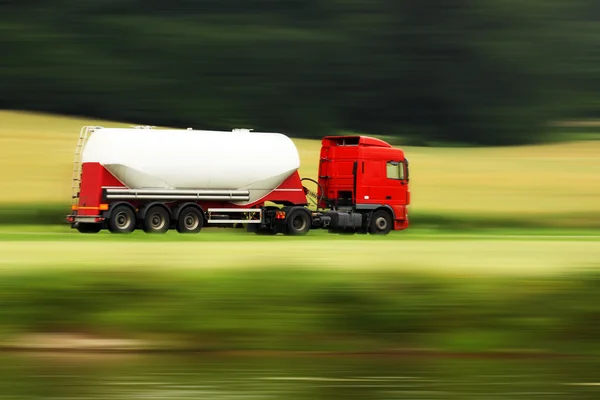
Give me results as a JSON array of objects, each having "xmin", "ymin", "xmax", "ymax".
[{"xmin": 318, "ymin": 136, "xmax": 410, "ymax": 226}]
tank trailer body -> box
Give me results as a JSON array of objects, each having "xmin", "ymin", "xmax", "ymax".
[{"xmin": 67, "ymin": 126, "xmax": 410, "ymax": 235}]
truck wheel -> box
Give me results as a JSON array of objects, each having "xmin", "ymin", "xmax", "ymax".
[
  {"xmin": 108, "ymin": 205, "xmax": 136, "ymax": 234},
  {"xmin": 286, "ymin": 209, "xmax": 311, "ymax": 236},
  {"xmin": 176, "ymin": 206, "xmax": 203, "ymax": 234},
  {"xmin": 369, "ymin": 210, "xmax": 392, "ymax": 235},
  {"xmin": 143, "ymin": 206, "xmax": 170, "ymax": 234},
  {"xmin": 76, "ymin": 223, "xmax": 102, "ymax": 234}
]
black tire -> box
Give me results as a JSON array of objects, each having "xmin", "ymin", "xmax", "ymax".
[
  {"xmin": 286, "ymin": 209, "xmax": 311, "ymax": 236},
  {"xmin": 76, "ymin": 223, "xmax": 102, "ymax": 234},
  {"xmin": 108, "ymin": 204, "xmax": 136, "ymax": 234},
  {"xmin": 143, "ymin": 205, "xmax": 170, "ymax": 234},
  {"xmin": 176, "ymin": 206, "xmax": 203, "ymax": 234},
  {"xmin": 369, "ymin": 209, "xmax": 393, "ymax": 235},
  {"xmin": 252, "ymin": 205, "xmax": 280, "ymax": 235}
]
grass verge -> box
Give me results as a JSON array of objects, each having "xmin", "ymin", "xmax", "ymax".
[
  {"xmin": 0, "ymin": 268, "xmax": 599, "ymax": 354},
  {"xmin": 0, "ymin": 204, "xmax": 71, "ymax": 226},
  {"xmin": 2, "ymin": 204, "xmax": 600, "ymax": 230}
]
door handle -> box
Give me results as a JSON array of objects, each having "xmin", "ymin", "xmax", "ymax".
[{"xmin": 386, "ymin": 196, "xmax": 392, "ymax": 200}]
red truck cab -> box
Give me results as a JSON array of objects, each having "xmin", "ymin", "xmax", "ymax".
[{"xmin": 317, "ymin": 136, "xmax": 410, "ymax": 231}]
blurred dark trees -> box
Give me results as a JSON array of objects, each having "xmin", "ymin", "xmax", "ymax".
[{"xmin": 0, "ymin": 0, "xmax": 598, "ymax": 144}]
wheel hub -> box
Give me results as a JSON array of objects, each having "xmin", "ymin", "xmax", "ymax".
[
  {"xmin": 293, "ymin": 215, "xmax": 307, "ymax": 231},
  {"xmin": 151, "ymin": 214, "xmax": 165, "ymax": 230},
  {"xmin": 116, "ymin": 212, "xmax": 130, "ymax": 229},
  {"xmin": 184, "ymin": 214, "xmax": 199, "ymax": 230}
]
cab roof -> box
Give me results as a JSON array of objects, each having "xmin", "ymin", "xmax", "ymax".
[{"xmin": 322, "ymin": 135, "xmax": 392, "ymax": 148}]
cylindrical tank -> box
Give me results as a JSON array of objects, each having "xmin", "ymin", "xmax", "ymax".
[{"xmin": 81, "ymin": 128, "xmax": 301, "ymax": 204}]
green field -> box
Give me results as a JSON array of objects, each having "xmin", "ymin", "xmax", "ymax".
[{"xmin": 2, "ymin": 110, "xmax": 600, "ymax": 227}]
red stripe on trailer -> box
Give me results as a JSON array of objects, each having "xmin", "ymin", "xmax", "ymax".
[
  {"xmin": 76, "ymin": 163, "xmax": 126, "ymax": 216},
  {"xmin": 74, "ymin": 163, "xmax": 307, "ymax": 216},
  {"xmin": 253, "ymin": 171, "xmax": 307, "ymax": 206}
]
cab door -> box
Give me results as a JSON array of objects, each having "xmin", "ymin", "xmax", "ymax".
[{"xmin": 383, "ymin": 160, "xmax": 408, "ymax": 205}]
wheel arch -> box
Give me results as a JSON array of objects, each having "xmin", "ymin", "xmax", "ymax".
[
  {"xmin": 103, "ymin": 201, "xmax": 136, "ymax": 219},
  {"xmin": 283, "ymin": 206, "xmax": 313, "ymax": 220},
  {"xmin": 355, "ymin": 204, "xmax": 395, "ymax": 219},
  {"xmin": 172, "ymin": 202, "xmax": 206, "ymax": 222},
  {"xmin": 138, "ymin": 202, "xmax": 173, "ymax": 220},
  {"xmin": 374, "ymin": 205, "xmax": 394, "ymax": 219}
]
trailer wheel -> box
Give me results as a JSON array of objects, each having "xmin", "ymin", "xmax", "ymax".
[
  {"xmin": 143, "ymin": 206, "xmax": 170, "ymax": 234},
  {"xmin": 286, "ymin": 209, "xmax": 311, "ymax": 236},
  {"xmin": 108, "ymin": 205, "xmax": 136, "ymax": 234},
  {"xmin": 176, "ymin": 206, "xmax": 203, "ymax": 234},
  {"xmin": 76, "ymin": 223, "xmax": 102, "ymax": 234},
  {"xmin": 369, "ymin": 210, "xmax": 393, "ymax": 235}
]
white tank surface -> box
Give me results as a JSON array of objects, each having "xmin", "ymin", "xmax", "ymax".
[{"xmin": 81, "ymin": 127, "xmax": 301, "ymax": 204}]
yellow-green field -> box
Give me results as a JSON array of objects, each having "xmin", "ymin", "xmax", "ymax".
[
  {"xmin": 1, "ymin": 233, "xmax": 599, "ymax": 276},
  {"xmin": 2, "ymin": 110, "xmax": 600, "ymax": 219}
]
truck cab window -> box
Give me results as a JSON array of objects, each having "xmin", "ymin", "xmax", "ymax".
[{"xmin": 386, "ymin": 161, "xmax": 405, "ymax": 180}]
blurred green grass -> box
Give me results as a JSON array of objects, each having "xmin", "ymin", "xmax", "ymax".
[
  {"xmin": 0, "ymin": 227, "xmax": 598, "ymax": 278},
  {"xmin": 3, "ymin": 204, "xmax": 600, "ymax": 229},
  {"xmin": 1, "ymin": 267, "xmax": 599, "ymax": 354}
]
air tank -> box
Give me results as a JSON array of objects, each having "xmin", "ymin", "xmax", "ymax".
[{"xmin": 81, "ymin": 127, "xmax": 301, "ymax": 204}]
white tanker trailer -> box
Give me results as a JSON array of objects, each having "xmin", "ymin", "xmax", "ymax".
[
  {"xmin": 67, "ymin": 125, "xmax": 411, "ymax": 235},
  {"xmin": 81, "ymin": 127, "xmax": 301, "ymax": 204}
]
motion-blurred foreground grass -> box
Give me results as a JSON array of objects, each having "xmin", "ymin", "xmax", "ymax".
[
  {"xmin": 2, "ymin": 110, "xmax": 600, "ymax": 228},
  {"xmin": 1, "ymin": 267, "xmax": 599, "ymax": 354},
  {"xmin": 0, "ymin": 226, "xmax": 597, "ymax": 353},
  {"xmin": 1, "ymin": 227, "xmax": 599, "ymax": 276}
]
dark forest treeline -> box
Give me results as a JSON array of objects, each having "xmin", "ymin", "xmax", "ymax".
[{"xmin": 1, "ymin": 0, "xmax": 599, "ymax": 144}]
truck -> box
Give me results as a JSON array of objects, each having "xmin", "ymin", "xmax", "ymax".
[{"xmin": 66, "ymin": 126, "xmax": 410, "ymax": 235}]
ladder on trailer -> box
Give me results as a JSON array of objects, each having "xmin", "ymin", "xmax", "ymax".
[{"xmin": 71, "ymin": 126, "xmax": 102, "ymax": 205}]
